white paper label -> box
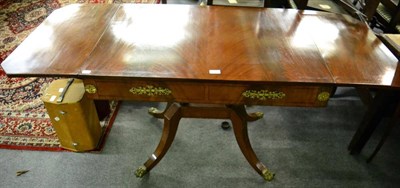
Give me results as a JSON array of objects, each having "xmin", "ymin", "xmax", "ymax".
[
  {"xmin": 50, "ymin": 95, "xmax": 57, "ymax": 102},
  {"xmin": 209, "ymin": 69, "xmax": 221, "ymax": 75},
  {"xmin": 82, "ymin": 70, "xmax": 91, "ymax": 74}
]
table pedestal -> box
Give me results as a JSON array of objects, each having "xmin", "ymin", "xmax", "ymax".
[{"xmin": 134, "ymin": 102, "xmax": 274, "ymax": 181}]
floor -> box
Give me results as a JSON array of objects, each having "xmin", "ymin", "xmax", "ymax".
[{"xmin": 2, "ymin": 88, "xmax": 400, "ymax": 187}]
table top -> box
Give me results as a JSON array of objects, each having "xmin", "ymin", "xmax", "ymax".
[{"xmin": 2, "ymin": 4, "xmax": 399, "ymax": 88}]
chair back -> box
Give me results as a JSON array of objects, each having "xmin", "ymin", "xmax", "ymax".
[
  {"xmin": 288, "ymin": 0, "xmax": 308, "ymax": 9},
  {"xmin": 362, "ymin": 0, "xmax": 400, "ymax": 33}
]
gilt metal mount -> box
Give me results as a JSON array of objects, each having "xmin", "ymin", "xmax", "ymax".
[
  {"xmin": 317, "ymin": 91, "xmax": 330, "ymax": 102},
  {"xmin": 135, "ymin": 166, "xmax": 148, "ymax": 178},
  {"xmin": 242, "ymin": 90, "xmax": 285, "ymax": 100},
  {"xmin": 129, "ymin": 85, "xmax": 172, "ymax": 96},
  {"xmin": 84, "ymin": 84, "xmax": 97, "ymax": 94}
]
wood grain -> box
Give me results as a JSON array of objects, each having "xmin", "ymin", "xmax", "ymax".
[{"xmin": 1, "ymin": 4, "xmax": 399, "ymax": 88}]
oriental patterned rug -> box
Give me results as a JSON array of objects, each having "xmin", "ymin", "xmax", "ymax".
[{"xmin": 0, "ymin": 0, "xmax": 158, "ymax": 151}]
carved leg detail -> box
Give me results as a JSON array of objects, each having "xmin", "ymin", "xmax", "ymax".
[
  {"xmin": 148, "ymin": 102, "xmax": 172, "ymax": 119},
  {"xmin": 246, "ymin": 111, "xmax": 264, "ymax": 122},
  {"xmin": 236, "ymin": 105, "xmax": 264, "ymax": 122},
  {"xmin": 228, "ymin": 105, "xmax": 274, "ymax": 181},
  {"xmin": 136, "ymin": 103, "xmax": 181, "ymax": 178}
]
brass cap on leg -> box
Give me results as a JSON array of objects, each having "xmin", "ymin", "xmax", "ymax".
[
  {"xmin": 262, "ymin": 168, "xmax": 275, "ymax": 181},
  {"xmin": 135, "ymin": 166, "xmax": 148, "ymax": 178}
]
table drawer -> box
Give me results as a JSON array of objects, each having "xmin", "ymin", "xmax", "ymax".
[
  {"xmin": 83, "ymin": 80, "xmax": 207, "ymax": 102},
  {"xmin": 208, "ymin": 84, "xmax": 332, "ymax": 107},
  {"xmin": 83, "ymin": 80, "xmax": 332, "ymax": 107}
]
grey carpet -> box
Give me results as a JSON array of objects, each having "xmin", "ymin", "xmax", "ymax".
[{"xmin": 1, "ymin": 87, "xmax": 400, "ymax": 187}]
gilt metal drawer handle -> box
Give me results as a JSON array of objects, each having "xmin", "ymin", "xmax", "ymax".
[
  {"xmin": 85, "ymin": 84, "xmax": 97, "ymax": 94},
  {"xmin": 317, "ymin": 92, "xmax": 330, "ymax": 102},
  {"xmin": 129, "ymin": 85, "xmax": 172, "ymax": 96},
  {"xmin": 242, "ymin": 90, "xmax": 285, "ymax": 100}
]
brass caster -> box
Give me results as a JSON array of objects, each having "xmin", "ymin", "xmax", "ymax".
[
  {"xmin": 262, "ymin": 169, "xmax": 275, "ymax": 181},
  {"xmin": 148, "ymin": 107, "xmax": 159, "ymax": 115},
  {"xmin": 253, "ymin": 112, "xmax": 264, "ymax": 119},
  {"xmin": 247, "ymin": 112, "xmax": 264, "ymax": 121},
  {"xmin": 135, "ymin": 166, "xmax": 148, "ymax": 178}
]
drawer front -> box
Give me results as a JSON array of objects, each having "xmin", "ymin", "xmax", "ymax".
[
  {"xmin": 84, "ymin": 80, "xmax": 207, "ymax": 102},
  {"xmin": 83, "ymin": 79, "xmax": 332, "ymax": 107},
  {"xmin": 208, "ymin": 85, "xmax": 332, "ymax": 107}
]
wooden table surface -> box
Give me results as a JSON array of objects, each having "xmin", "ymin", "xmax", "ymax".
[{"xmin": 2, "ymin": 4, "xmax": 399, "ymax": 88}]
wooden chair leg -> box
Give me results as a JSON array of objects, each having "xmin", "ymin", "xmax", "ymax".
[
  {"xmin": 356, "ymin": 87, "xmax": 373, "ymax": 106},
  {"xmin": 330, "ymin": 86, "xmax": 337, "ymax": 97},
  {"xmin": 367, "ymin": 99, "xmax": 400, "ymax": 163},
  {"xmin": 348, "ymin": 90, "xmax": 394, "ymax": 154}
]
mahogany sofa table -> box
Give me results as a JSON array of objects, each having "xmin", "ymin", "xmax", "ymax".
[{"xmin": 2, "ymin": 4, "xmax": 399, "ymax": 181}]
